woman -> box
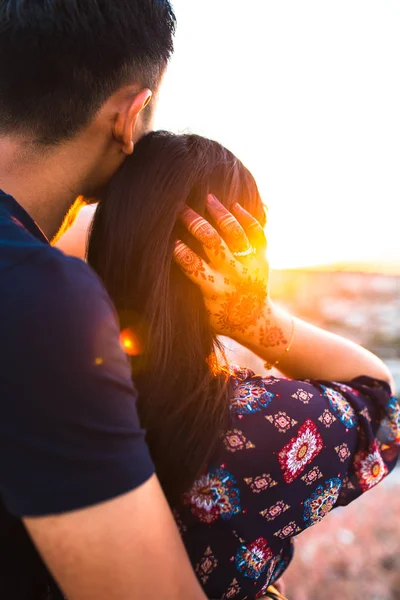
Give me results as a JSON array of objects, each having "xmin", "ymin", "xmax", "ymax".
[{"xmin": 87, "ymin": 131, "xmax": 399, "ymax": 599}]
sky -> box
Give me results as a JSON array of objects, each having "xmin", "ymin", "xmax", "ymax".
[{"xmin": 153, "ymin": 0, "xmax": 400, "ymax": 269}]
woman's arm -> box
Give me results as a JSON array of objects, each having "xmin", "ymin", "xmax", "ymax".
[
  {"xmin": 241, "ymin": 300, "xmax": 395, "ymax": 390},
  {"xmin": 174, "ymin": 196, "xmax": 395, "ymax": 393}
]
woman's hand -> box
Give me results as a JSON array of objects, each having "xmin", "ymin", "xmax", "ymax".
[
  {"xmin": 173, "ymin": 194, "xmax": 395, "ymax": 389},
  {"xmin": 173, "ymin": 195, "xmax": 287, "ymax": 351}
]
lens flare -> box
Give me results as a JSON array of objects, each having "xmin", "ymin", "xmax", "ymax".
[{"xmin": 119, "ymin": 328, "xmax": 141, "ymax": 357}]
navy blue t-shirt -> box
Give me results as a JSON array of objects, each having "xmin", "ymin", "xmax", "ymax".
[{"xmin": 0, "ymin": 191, "xmax": 154, "ymax": 598}]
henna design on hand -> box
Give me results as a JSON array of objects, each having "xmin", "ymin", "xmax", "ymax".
[
  {"xmin": 215, "ymin": 277, "xmax": 267, "ymax": 334},
  {"xmin": 216, "ymin": 213, "xmax": 249, "ymax": 253},
  {"xmin": 206, "ymin": 195, "xmax": 249, "ymax": 254},
  {"xmin": 177, "ymin": 199, "xmax": 271, "ymax": 343},
  {"xmin": 174, "ymin": 243, "xmax": 207, "ymax": 280},
  {"xmin": 190, "ymin": 216, "xmax": 226, "ymax": 259}
]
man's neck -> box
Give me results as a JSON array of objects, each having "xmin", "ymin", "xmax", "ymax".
[{"xmin": 0, "ymin": 137, "xmax": 86, "ymax": 241}]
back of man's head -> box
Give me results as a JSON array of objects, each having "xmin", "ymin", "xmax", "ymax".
[{"xmin": 0, "ymin": 0, "xmax": 176, "ymax": 145}]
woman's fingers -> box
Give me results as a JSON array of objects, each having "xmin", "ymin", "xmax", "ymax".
[
  {"xmin": 176, "ymin": 197, "xmax": 268, "ymax": 296},
  {"xmin": 206, "ymin": 194, "xmax": 251, "ymax": 254},
  {"xmin": 173, "ymin": 240, "xmax": 218, "ymax": 288},
  {"xmin": 178, "ymin": 206, "xmax": 237, "ymax": 271},
  {"xmin": 231, "ymin": 202, "xmax": 267, "ymax": 252}
]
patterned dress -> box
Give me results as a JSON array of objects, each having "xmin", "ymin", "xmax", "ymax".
[{"xmin": 174, "ymin": 368, "xmax": 400, "ymax": 599}]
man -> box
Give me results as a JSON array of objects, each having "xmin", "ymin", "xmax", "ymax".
[{"xmin": 0, "ymin": 2, "xmax": 206, "ymax": 598}]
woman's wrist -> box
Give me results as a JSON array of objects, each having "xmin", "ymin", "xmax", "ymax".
[
  {"xmin": 230, "ymin": 300, "xmax": 295, "ymax": 367},
  {"xmin": 264, "ymin": 314, "xmax": 296, "ymax": 371},
  {"xmin": 234, "ymin": 300, "xmax": 394, "ymax": 389}
]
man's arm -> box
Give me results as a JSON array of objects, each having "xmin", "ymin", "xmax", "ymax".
[{"xmin": 25, "ymin": 475, "xmax": 206, "ymax": 600}]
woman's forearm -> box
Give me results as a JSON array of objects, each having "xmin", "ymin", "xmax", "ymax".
[{"xmin": 238, "ymin": 302, "xmax": 396, "ymax": 393}]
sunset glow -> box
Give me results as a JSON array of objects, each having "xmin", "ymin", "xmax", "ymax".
[{"xmin": 154, "ymin": 0, "xmax": 400, "ymax": 271}]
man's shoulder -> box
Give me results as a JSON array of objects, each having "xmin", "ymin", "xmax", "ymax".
[
  {"xmin": 1, "ymin": 245, "xmax": 123, "ymax": 371},
  {"xmin": 4, "ymin": 244, "xmax": 111, "ymax": 318},
  {"xmin": 0, "ymin": 246, "xmax": 154, "ymax": 520},
  {"xmin": 33, "ymin": 245, "xmax": 105, "ymax": 291}
]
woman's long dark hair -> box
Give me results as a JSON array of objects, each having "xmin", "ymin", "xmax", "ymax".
[{"xmin": 87, "ymin": 131, "xmax": 266, "ymax": 504}]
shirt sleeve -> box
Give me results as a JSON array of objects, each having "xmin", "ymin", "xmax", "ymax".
[
  {"xmin": 224, "ymin": 369, "xmax": 399, "ymax": 536},
  {"xmin": 0, "ymin": 250, "xmax": 154, "ymax": 517}
]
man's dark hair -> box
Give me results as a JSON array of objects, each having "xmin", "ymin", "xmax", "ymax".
[{"xmin": 0, "ymin": 1, "xmax": 176, "ymax": 144}]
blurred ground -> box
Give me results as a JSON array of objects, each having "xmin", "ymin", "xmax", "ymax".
[{"xmin": 284, "ymin": 469, "xmax": 400, "ymax": 600}]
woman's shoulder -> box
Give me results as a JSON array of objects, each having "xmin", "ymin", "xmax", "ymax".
[
  {"xmin": 226, "ymin": 365, "xmax": 398, "ymax": 482},
  {"xmin": 227, "ymin": 365, "xmax": 318, "ymax": 418},
  {"xmin": 227, "ymin": 364, "xmax": 394, "ymax": 422},
  {"xmin": 224, "ymin": 365, "xmax": 398, "ymax": 492}
]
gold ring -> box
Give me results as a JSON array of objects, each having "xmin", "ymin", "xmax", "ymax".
[{"xmin": 232, "ymin": 245, "xmax": 256, "ymax": 258}]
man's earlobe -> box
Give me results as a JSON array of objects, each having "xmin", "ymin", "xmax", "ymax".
[{"xmin": 121, "ymin": 140, "xmax": 134, "ymax": 156}]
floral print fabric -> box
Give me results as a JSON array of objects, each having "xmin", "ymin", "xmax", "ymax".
[{"xmin": 175, "ymin": 369, "xmax": 399, "ymax": 599}]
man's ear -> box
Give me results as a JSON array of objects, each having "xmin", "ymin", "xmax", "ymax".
[{"xmin": 113, "ymin": 88, "xmax": 152, "ymax": 155}]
